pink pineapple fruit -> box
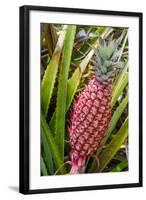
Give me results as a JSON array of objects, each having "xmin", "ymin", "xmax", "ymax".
[{"xmin": 68, "ymin": 34, "xmax": 124, "ymax": 174}]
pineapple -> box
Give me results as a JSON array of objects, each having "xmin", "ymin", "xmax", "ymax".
[{"xmin": 68, "ymin": 34, "xmax": 124, "ymax": 174}]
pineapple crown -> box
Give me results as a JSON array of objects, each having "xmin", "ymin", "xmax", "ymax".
[{"xmin": 93, "ymin": 31, "xmax": 126, "ymax": 83}]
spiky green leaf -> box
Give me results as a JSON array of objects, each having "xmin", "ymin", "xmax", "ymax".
[{"xmin": 55, "ymin": 25, "xmax": 76, "ymax": 159}]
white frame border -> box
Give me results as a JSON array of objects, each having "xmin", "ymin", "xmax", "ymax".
[{"xmin": 29, "ymin": 10, "xmax": 140, "ymax": 190}]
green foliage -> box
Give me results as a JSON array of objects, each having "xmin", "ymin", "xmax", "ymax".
[
  {"xmin": 41, "ymin": 113, "xmax": 66, "ymax": 174},
  {"xmin": 41, "ymin": 25, "xmax": 67, "ymax": 116},
  {"xmin": 111, "ymin": 159, "xmax": 128, "ymax": 172},
  {"xmin": 98, "ymin": 118, "xmax": 128, "ymax": 172}
]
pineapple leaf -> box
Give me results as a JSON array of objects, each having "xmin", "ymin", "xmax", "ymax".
[
  {"xmin": 66, "ymin": 67, "xmax": 81, "ymax": 110},
  {"xmin": 43, "ymin": 24, "xmax": 58, "ymax": 56},
  {"xmin": 97, "ymin": 118, "xmax": 128, "ymax": 172},
  {"xmin": 49, "ymin": 66, "xmax": 81, "ymax": 132},
  {"xmin": 106, "ymin": 40, "xmax": 115, "ymax": 59},
  {"xmin": 98, "ymin": 40, "xmax": 115, "ymax": 60},
  {"xmin": 116, "ymin": 29, "xmax": 126, "ymax": 47},
  {"xmin": 112, "ymin": 62, "xmax": 128, "ymax": 107},
  {"xmin": 55, "ymin": 25, "xmax": 76, "ymax": 160},
  {"xmin": 117, "ymin": 30, "xmax": 128, "ymax": 62},
  {"xmin": 41, "ymin": 25, "xmax": 67, "ymax": 117},
  {"xmin": 98, "ymin": 36, "xmax": 104, "ymax": 46},
  {"xmin": 41, "ymin": 113, "xmax": 66, "ymax": 174},
  {"xmin": 41, "ymin": 155, "xmax": 48, "ymax": 176},
  {"xmin": 98, "ymin": 45, "xmax": 109, "ymax": 60},
  {"xmin": 41, "ymin": 126, "xmax": 54, "ymax": 174},
  {"xmin": 111, "ymin": 159, "xmax": 128, "ymax": 172}
]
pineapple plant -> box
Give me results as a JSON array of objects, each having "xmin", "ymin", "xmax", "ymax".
[
  {"xmin": 41, "ymin": 24, "xmax": 128, "ymax": 176},
  {"xmin": 68, "ymin": 36, "xmax": 124, "ymax": 174}
]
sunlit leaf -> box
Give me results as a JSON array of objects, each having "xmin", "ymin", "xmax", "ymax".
[{"xmin": 55, "ymin": 25, "xmax": 76, "ymax": 160}]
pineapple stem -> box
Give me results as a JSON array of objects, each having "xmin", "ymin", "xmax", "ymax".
[
  {"xmin": 69, "ymin": 150, "xmax": 86, "ymax": 174},
  {"xmin": 69, "ymin": 160, "xmax": 86, "ymax": 174},
  {"xmin": 69, "ymin": 165, "xmax": 80, "ymax": 174}
]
